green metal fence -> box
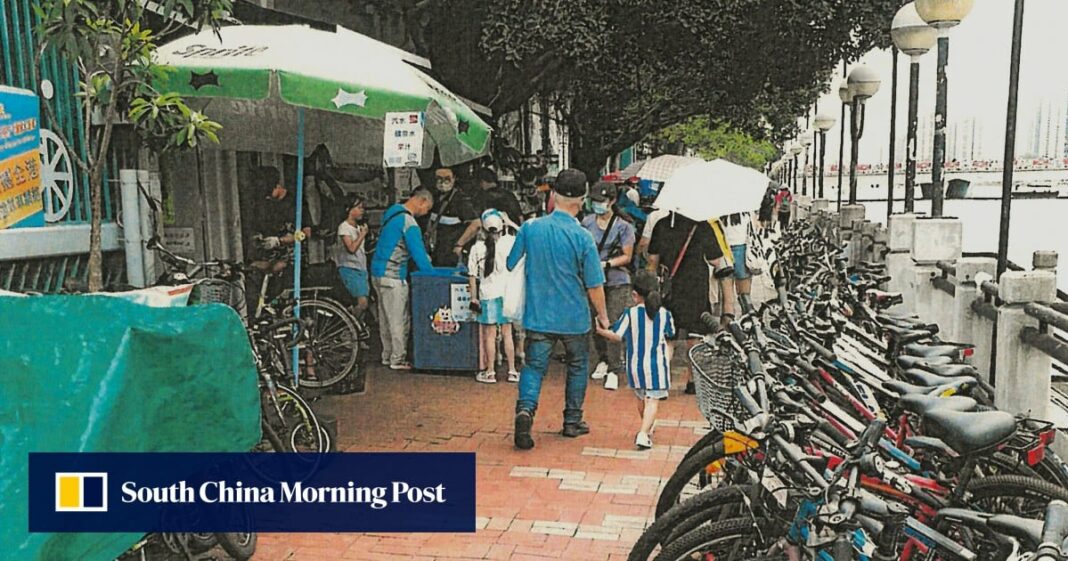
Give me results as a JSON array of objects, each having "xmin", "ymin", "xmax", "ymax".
[{"xmin": 0, "ymin": 0, "xmax": 117, "ymax": 224}]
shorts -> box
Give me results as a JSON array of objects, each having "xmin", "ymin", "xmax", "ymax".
[
  {"xmin": 478, "ymin": 297, "xmax": 511, "ymax": 325},
  {"xmin": 730, "ymin": 245, "xmax": 750, "ymax": 280},
  {"xmin": 338, "ymin": 267, "xmax": 369, "ymax": 299},
  {"xmin": 634, "ymin": 388, "xmax": 669, "ymax": 401}
]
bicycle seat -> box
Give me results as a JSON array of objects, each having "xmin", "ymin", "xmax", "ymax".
[
  {"xmin": 903, "ymin": 343, "xmax": 961, "ymax": 359},
  {"xmin": 922, "ymin": 409, "xmax": 1016, "ymax": 455},
  {"xmin": 987, "ymin": 515, "xmax": 1043, "ymax": 548},
  {"xmin": 921, "ymin": 363, "xmax": 980, "ymax": 378},
  {"xmin": 884, "ymin": 380, "xmax": 940, "ymax": 396},
  {"xmin": 868, "ymin": 290, "xmax": 903, "ymax": 306},
  {"xmin": 905, "ymin": 369, "xmax": 977, "ymax": 389},
  {"xmin": 896, "ymin": 355, "xmax": 954, "ymax": 370},
  {"xmin": 906, "ymin": 435, "xmax": 959, "ymax": 457},
  {"xmin": 899, "ymin": 394, "xmax": 977, "ymax": 417},
  {"xmin": 881, "ymin": 309, "xmax": 921, "ymax": 320}
]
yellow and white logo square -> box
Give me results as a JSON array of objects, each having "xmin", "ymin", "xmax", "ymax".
[{"xmin": 55, "ymin": 472, "xmax": 108, "ymax": 512}]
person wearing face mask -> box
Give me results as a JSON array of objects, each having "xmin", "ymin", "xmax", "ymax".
[
  {"xmin": 582, "ymin": 181, "xmax": 636, "ymax": 390},
  {"xmin": 425, "ymin": 166, "xmax": 477, "ymax": 267}
]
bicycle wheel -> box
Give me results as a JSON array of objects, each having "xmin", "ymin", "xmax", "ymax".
[
  {"xmin": 965, "ymin": 473, "xmax": 1068, "ymax": 518},
  {"xmin": 262, "ymin": 383, "xmax": 325, "ymax": 453},
  {"xmin": 655, "ymin": 434, "xmax": 759, "ymax": 517},
  {"xmin": 216, "ymin": 532, "xmax": 256, "ymax": 560},
  {"xmin": 629, "ymin": 485, "xmax": 758, "ymax": 561},
  {"xmin": 286, "ymin": 298, "xmax": 359, "ymax": 388},
  {"xmin": 652, "ymin": 517, "xmax": 773, "ymax": 561}
]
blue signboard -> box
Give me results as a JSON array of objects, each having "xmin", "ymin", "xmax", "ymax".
[{"xmin": 0, "ymin": 85, "xmax": 43, "ymax": 228}]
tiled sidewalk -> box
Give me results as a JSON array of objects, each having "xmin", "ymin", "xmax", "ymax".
[{"xmin": 255, "ymin": 362, "xmax": 706, "ymax": 561}]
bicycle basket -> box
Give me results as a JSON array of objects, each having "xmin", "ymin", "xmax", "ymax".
[
  {"xmin": 689, "ymin": 339, "xmax": 748, "ymax": 431},
  {"xmin": 190, "ymin": 279, "xmax": 244, "ymax": 311}
]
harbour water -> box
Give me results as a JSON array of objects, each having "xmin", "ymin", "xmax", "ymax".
[{"xmin": 811, "ymin": 169, "xmax": 1068, "ymax": 292}]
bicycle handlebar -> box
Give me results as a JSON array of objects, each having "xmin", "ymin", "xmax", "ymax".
[{"xmin": 1035, "ymin": 500, "xmax": 1068, "ymax": 560}]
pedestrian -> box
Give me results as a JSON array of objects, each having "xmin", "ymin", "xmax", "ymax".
[
  {"xmin": 774, "ymin": 184, "xmax": 793, "ymax": 232},
  {"xmin": 646, "ymin": 212, "xmax": 733, "ymax": 394},
  {"xmin": 370, "ymin": 188, "xmax": 435, "ymax": 371},
  {"xmin": 507, "ymin": 169, "xmax": 610, "ymax": 450},
  {"xmin": 595, "ymin": 270, "xmax": 674, "ymax": 449},
  {"xmin": 758, "ymin": 183, "xmax": 776, "ymax": 234},
  {"xmin": 720, "ymin": 212, "xmax": 753, "ymax": 311},
  {"xmin": 582, "ymin": 181, "xmax": 635, "ymax": 389},
  {"xmin": 425, "ymin": 166, "xmax": 477, "ymax": 267},
  {"xmin": 468, "ymin": 209, "xmax": 521, "ymax": 384},
  {"xmin": 453, "ymin": 167, "xmax": 524, "ymax": 258},
  {"xmin": 336, "ymin": 195, "xmax": 370, "ymax": 322}
]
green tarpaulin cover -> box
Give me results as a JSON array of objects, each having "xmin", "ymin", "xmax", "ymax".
[{"xmin": 0, "ymin": 296, "xmax": 260, "ymax": 560}]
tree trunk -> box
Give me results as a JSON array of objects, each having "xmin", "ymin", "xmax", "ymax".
[
  {"xmin": 86, "ymin": 165, "xmax": 105, "ymax": 291},
  {"xmin": 570, "ymin": 139, "xmax": 611, "ymax": 186}
]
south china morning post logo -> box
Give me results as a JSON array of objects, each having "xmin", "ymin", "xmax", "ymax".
[
  {"xmin": 54, "ymin": 472, "xmax": 108, "ymax": 512},
  {"xmin": 30, "ymin": 452, "xmax": 476, "ymax": 533}
]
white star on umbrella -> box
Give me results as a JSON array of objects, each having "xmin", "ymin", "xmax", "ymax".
[{"xmin": 331, "ymin": 88, "xmax": 368, "ymax": 109}]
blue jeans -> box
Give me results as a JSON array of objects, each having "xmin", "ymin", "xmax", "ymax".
[{"xmin": 517, "ymin": 331, "xmax": 589, "ymax": 425}]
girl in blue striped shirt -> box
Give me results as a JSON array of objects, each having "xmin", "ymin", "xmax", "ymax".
[{"xmin": 596, "ymin": 270, "xmax": 675, "ymax": 449}]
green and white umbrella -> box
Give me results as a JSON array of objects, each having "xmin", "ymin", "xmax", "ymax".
[
  {"xmin": 156, "ymin": 24, "xmax": 492, "ymax": 383},
  {"xmin": 156, "ymin": 24, "xmax": 491, "ymax": 166}
]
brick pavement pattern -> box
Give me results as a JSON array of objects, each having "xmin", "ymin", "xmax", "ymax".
[{"xmin": 254, "ymin": 360, "xmax": 706, "ymax": 561}]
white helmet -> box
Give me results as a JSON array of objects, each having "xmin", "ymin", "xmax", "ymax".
[{"xmin": 481, "ymin": 209, "xmax": 504, "ymax": 232}]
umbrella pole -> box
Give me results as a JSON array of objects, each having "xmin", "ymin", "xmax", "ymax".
[{"xmin": 291, "ymin": 107, "xmax": 306, "ymax": 386}]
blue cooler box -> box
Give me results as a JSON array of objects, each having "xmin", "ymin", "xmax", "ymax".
[{"xmin": 411, "ymin": 268, "xmax": 479, "ymax": 372}]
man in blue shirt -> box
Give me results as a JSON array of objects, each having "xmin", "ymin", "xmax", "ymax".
[
  {"xmin": 507, "ymin": 169, "xmax": 610, "ymax": 449},
  {"xmin": 371, "ymin": 188, "xmax": 435, "ymax": 370}
]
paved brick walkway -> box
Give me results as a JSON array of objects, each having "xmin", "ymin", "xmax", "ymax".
[{"xmin": 254, "ymin": 361, "xmax": 705, "ymax": 561}]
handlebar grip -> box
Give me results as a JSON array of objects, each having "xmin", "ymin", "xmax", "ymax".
[
  {"xmin": 861, "ymin": 419, "xmax": 887, "ymax": 452},
  {"xmin": 801, "ymin": 334, "xmax": 836, "ymax": 362},
  {"xmin": 734, "ymin": 384, "xmax": 762, "ymax": 417},
  {"xmin": 1041, "ymin": 500, "xmax": 1068, "ymax": 547},
  {"xmin": 700, "ymin": 311, "xmax": 720, "ymax": 333},
  {"xmin": 793, "ymin": 373, "xmax": 826, "ymax": 403},
  {"xmin": 727, "ymin": 321, "xmax": 747, "ymax": 346}
]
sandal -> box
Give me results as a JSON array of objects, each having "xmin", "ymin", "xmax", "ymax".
[
  {"xmin": 476, "ymin": 370, "xmax": 497, "ymax": 384},
  {"xmin": 507, "ymin": 370, "xmax": 521, "ymax": 383}
]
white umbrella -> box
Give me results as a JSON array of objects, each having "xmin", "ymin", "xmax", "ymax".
[
  {"xmin": 655, "ymin": 159, "xmax": 770, "ymax": 221},
  {"xmin": 632, "ymin": 154, "xmax": 703, "ymax": 182}
]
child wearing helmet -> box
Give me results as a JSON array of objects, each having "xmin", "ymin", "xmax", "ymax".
[{"xmin": 467, "ymin": 209, "xmax": 520, "ymax": 383}]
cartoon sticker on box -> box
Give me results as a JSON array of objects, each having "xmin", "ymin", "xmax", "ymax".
[{"xmin": 430, "ymin": 307, "xmax": 461, "ymax": 335}]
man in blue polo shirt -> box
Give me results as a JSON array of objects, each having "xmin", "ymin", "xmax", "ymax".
[
  {"xmin": 507, "ymin": 169, "xmax": 610, "ymax": 450},
  {"xmin": 371, "ymin": 188, "xmax": 435, "ymax": 370}
]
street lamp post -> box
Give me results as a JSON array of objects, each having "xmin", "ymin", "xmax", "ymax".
[
  {"xmin": 847, "ymin": 65, "xmax": 881, "ymax": 205},
  {"xmin": 892, "ymin": 2, "xmax": 938, "ymax": 214},
  {"xmin": 790, "ymin": 144, "xmax": 803, "ymax": 193},
  {"xmin": 837, "ymin": 79, "xmax": 852, "ymax": 210},
  {"xmin": 997, "ymin": 0, "xmax": 1024, "ymax": 279},
  {"xmin": 814, "ymin": 113, "xmax": 836, "ymax": 199},
  {"xmin": 800, "ymin": 132, "xmax": 813, "ymax": 196},
  {"xmin": 916, "ymin": 0, "xmax": 974, "ymax": 217}
]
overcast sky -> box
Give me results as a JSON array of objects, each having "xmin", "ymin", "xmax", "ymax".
[{"xmin": 810, "ymin": 0, "xmax": 1068, "ymax": 165}]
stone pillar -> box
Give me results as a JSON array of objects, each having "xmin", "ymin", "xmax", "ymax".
[
  {"xmin": 909, "ymin": 218, "xmax": 963, "ymax": 331},
  {"xmin": 885, "ymin": 214, "xmax": 917, "ymax": 310},
  {"xmin": 994, "ymin": 262, "xmax": 1058, "ymax": 419},
  {"xmin": 951, "ymin": 257, "xmax": 997, "ymax": 379},
  {"xmin": 119, "ymin": 169, "xmax": 146, "ymax": 288},
  {"xmin": 812, "ymin": 200, "xmax": 830, "ymax": 213}
]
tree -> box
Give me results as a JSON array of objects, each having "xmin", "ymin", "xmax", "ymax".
[
  {"xmin": 363, "ymin": 0, "xmax": 898, "ymax": 179},
  {"xmin": 652, "ymin": 117, "xmax": 778, "ymax": 170},
  {"xmin": 34, "ymin": 0, "xmax": 229, "ymax": 291}
]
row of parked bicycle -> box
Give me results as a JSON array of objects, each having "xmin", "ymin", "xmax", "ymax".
[{"xmin": 629, "ymin": 219, "xmax": 1068, "ymax": 561}]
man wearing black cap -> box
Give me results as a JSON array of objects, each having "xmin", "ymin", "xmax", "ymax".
[
  {"xmin": 453, "ymin": 168, "xmax": 524, "ymax": 257},
  {"xmin": 506, "ymin": 169, "xmax": 610, "ymax": 450},
  {"xmin": 582, "ymin": 181, "xmax": 636, "ymax": 388}
]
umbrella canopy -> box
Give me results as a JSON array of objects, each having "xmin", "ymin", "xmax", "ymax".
[
  {"xmin": 155, "ymin": 24, "xmax": 491, "ymax": 166},
  {"xmin": 655, "ymin": 159, "xmax": 769, "ymax": 221},
  {"xmin": 631, "ymin": 155, "xmax": 703, "ymax": 182},
  {"xmin": 618, "ymin": 158, "xmax": 647, "ymax": 179}
]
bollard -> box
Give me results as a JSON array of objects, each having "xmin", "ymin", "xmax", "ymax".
[
  {"xmin": 994, "ymin": 258, "xmax": 1058, "ymax": 420},
  {"xmin": 885, "ymin": 214, "xmax": 917, "ymax": 303},
  {"xmin": 812, "ymin": 200, "xmax": 830, "ymax": 213},
  {"xmin": 909, "ymin": 218, "xmax": 963, "ymax": 332},
  {"xmin": 951, "ymin": 257, "xmax": 996, "ymax": 379}
]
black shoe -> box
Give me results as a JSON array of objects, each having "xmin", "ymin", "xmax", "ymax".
[
  {"xmin": 514, "ymin": 411, "xmax": 534, "ymax": 450},
  {"xmin": 561, "ymin": 421, "xmax": 590, "ymax": 438},
  {"xmin": 685, "ymin": 382, "xmax": 696, "ymax": 395}
]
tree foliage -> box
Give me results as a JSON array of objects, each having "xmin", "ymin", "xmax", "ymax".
[
  {"xmin": 372, "ymin": 0, "xmax": 898, "ymax": 177},
  {"xmin": 652, "ymin": 117, "xmax": 778, "ymax": 170},
  {"xmin": 34, "ymin": 0, "xmax": 229, "ymax": 291}
]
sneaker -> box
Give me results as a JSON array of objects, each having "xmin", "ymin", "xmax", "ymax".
[
  {"xmin": 603, "ymin": 372, "xmax": 619, "ymax": 391},
  {"xmin": 381, "ymin": 359, "xmax": 390, "ymax": 367},
  {"xmin": 685, "ymin": 381, "xmax": 696, "ymax": 395},
  {"xmin": 390, "ymin": 362, "xmax": 413, "ymax": 371},
  {"xmin": 514, "ymin": 411, "xmax": 535, "ymax": 450},
  {"xmin": 591, "ymin": 361, "xmax": 609, "ymax": 380},
  {"xmin": 635, "ymin": 431, "xmax": 653, "ymax": 450},
  {"xmin": 476, "ymin": 370, "xmax": 497, "ymax": 384},
  {"xmin": 507, "ymin": 370, "xmax": 521, "ymax": 383},
  {"xmin": 562, "ymin": 421, "xmax": 590, "ymax": 438}
]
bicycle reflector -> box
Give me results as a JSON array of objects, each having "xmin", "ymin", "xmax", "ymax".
[
  {"xmin": 1040, "ymin": 428, "xmax": 1057, "ymax": 445},
  {"xmin": 1027, "ymin": 441, "xmax": 1047, "ymax": 467},
  {"xmin": 961, "ymin": 347, "xmax": 975, "ymax": 358}
]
